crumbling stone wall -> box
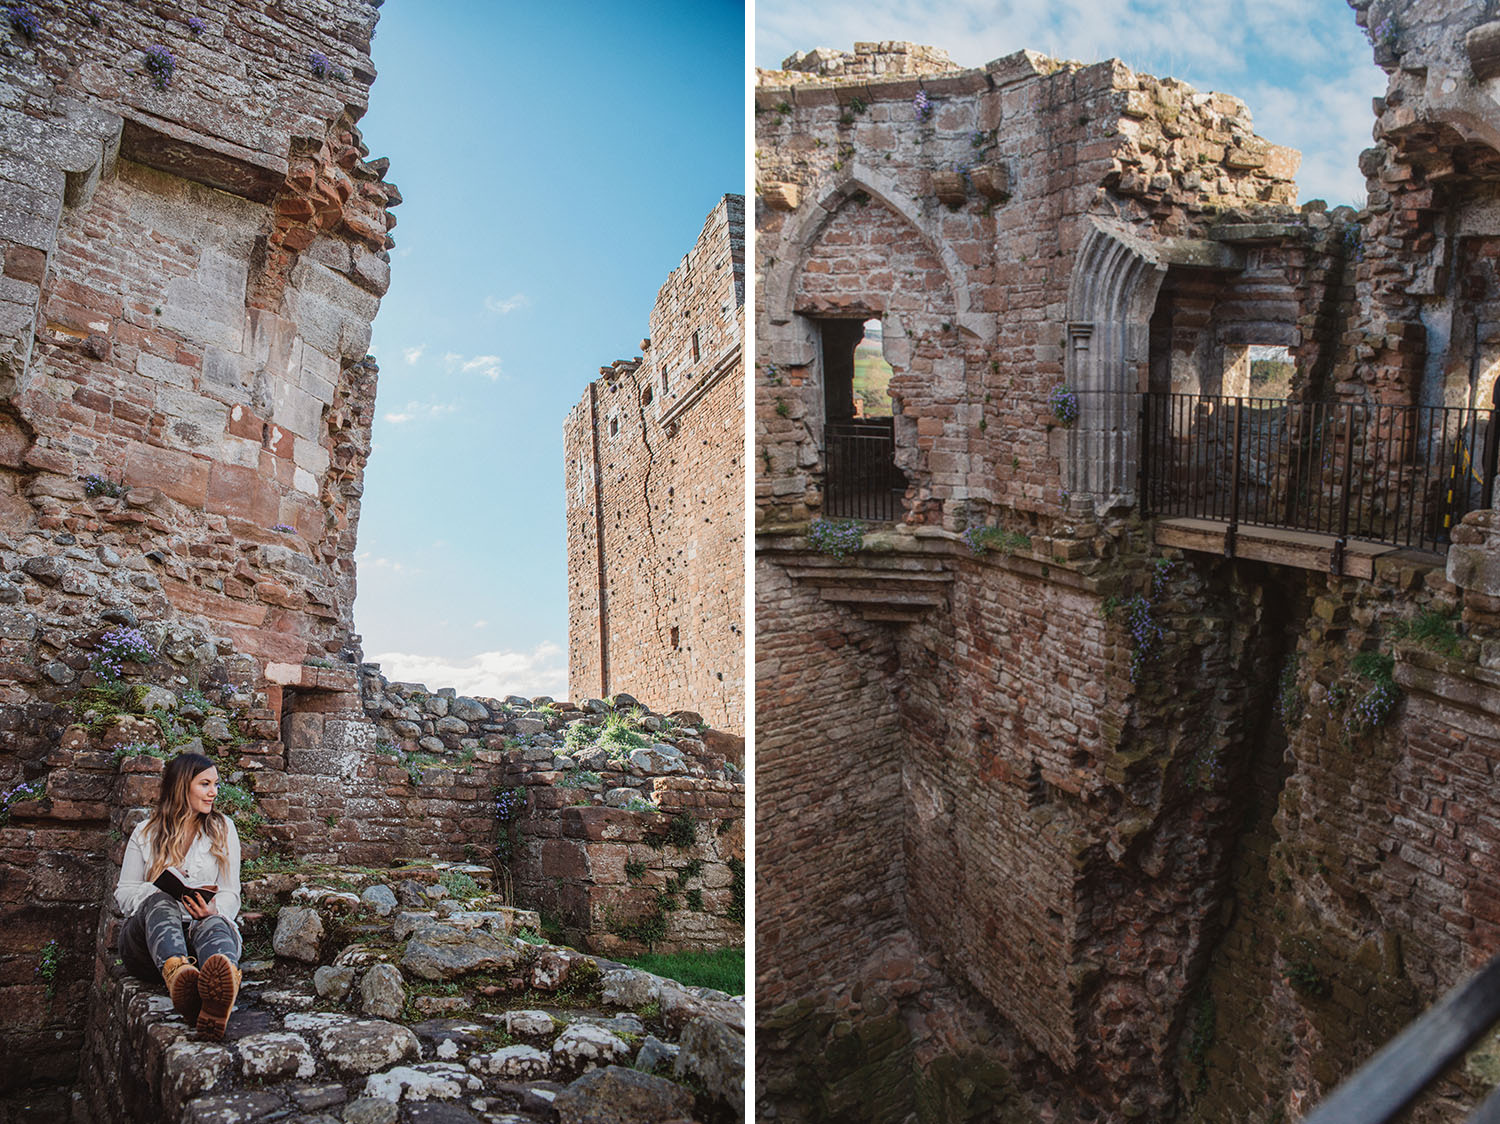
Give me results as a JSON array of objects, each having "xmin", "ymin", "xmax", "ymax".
[
  {"xmin": 565, "ymin": 196, "xmax": 746, "ymax": 733},
  {"xmin": 756, "ymin": 19, "xmax": 1500, "ymax": 1124},
  {"xmin": 358, "ymin": 674, "xmax": 746, "ymax": 956},
  {"xmin": 0, "ymin": 7, "xmax": 396, "ymax": 1105},
  {"xmin": 756, "ymin": 46, "xmax": 1300, "ymax": 533},
  {"xmin": 0, "ymin": 0, "xmax": 396, "ymax": 678}
]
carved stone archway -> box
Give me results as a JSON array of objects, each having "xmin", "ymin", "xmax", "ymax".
[{"xmin": 1064, "ymin": 217, "xmax": 1169, "ymax": 512}]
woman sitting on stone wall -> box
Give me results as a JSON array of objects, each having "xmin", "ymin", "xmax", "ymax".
[{"xmin": 114, "ymin": 752, "xmax": 243, "ymax": 1039}]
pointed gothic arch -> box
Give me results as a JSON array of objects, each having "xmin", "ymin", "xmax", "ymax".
[
  {"xmin": 761, "ymin": 164, "xmax": 988, "ymax": 341},
  {"xmin": 1063, "ymin": 216, "xmax": 1169, "ymax": 511}
]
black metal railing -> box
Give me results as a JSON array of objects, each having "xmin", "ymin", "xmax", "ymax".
[
  {"xmin": 1140, "ymin": 393, "xmax": 1496, "ymax": 565},
  {"xmin": 1303, "ymin": 950, "xmax": 1500, "ymax": 1124},
  {"xmin": 825, "ymin": 419, "xmax": 904, "ymax": 522}
]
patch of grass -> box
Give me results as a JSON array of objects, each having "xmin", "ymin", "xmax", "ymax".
[
  {"xmin": 70, "ymin": 681, "xmax": 137, "ymax": 732},
  {"xmin": 599, "ymin": 713, "xmax": 649, "ymax": 761},
  {"xmin": 665, "ymin": 812, "xmax": 697, "ymax": 849},
  {"xmin": 1390, "ymin": 610, "xmax": 1462, "ymax": 657},
  {"xmin": 242, "ymin": 852, "xmax": 298, "ymax": 877},
  {"xmin": 610, "ymin": 905, "xmax": 669, "ymax": 950},
  {"xmin": 621, "ymin": 946, "xmax": 744, "ymax": 994},
  {"xmin": 1351, "ymin": 650, "xmax": 1395, "ymax": 685}
]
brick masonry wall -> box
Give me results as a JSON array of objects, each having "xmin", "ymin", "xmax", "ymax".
[
  {"xmin": 757, "ymin": 8, "xmax": 1500, "ymax": 1123},
  {"xmin": 500, "ymin": 768, "xmax": 746, "ymax": 959},
  {"xmin": 565, "ymin": 196, "xmax": 746, "ymax": 734},
  {"xmin": 0, "ymin": 0, "xmax": 396, "ymax": 678},
  {"xmin": 753, "ymin": 555, "xmax": 908, "ymax": 1010},
  {"xmin": 755, "ymin": 48, "xmax": 1300, "ymax": 532},
  {"xmin": 1180, "ymin": 550, "xmax": 1500, "ymax": 1123}
]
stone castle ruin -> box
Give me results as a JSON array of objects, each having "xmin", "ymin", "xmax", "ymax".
[
  {"xmin": 756, "ymin": 5, "xmax": 1500, "ymax": 1122},
  {"xmin": 0, "ymin": 2, "xmax": 743, "ymax": 1121},
  {"xmin": 565, "ymin": 195, "xmax": 747, "ymax": 736}
]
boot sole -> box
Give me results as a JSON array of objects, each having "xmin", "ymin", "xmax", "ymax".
[
  {"xmin": 195, "ymin": 954, "xmax": 239, "ymax": 1040},
  {"xmin": 167, "ymin": 966, "xmax": 201, "ymax": 1023}
]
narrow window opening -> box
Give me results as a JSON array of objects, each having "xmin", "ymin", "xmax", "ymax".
[
  {"xmin": 692, "ymin": 330, "xmax": 701, "ymax": 363},
  {"xmin": 821, "ymin": 316, "xmax": 905, "ymax": 521},
  {"xmin": 1238, "ymin": 344, "xmax": 1294, "ymax": 401},
  {"xmin": 670, "ymin": 626, "xmax": 679, "ymax": 649},
  {"xmin": 643, "ymin": 385, "xmax": 653, "ymax": 406},
  {"xmin": 609, "ymin": 416, "xmax": 619, "ymax": 437}
]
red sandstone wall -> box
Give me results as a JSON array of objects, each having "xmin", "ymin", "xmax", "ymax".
[
  {"xmin": 753, "ymin": 556, "xmax": 908, "ymax": 1009},
  {"xmin": 0, "ymin": 0, "xmax": 395, "ymax": 676},
  {"xmin": 755, "ymin": 50, "xmax": 1299, "ymax": 532},
  {"xmin": 565, "ymin": 196, "xmax": 746, "ymax": 733},
  {"xmin": 751, "ymin": 40, "xmax": 1371, "ymax": 1122},
  {"xmin": 897, "ymin": 558, "xmax": 1113, "ymax": 1068}
]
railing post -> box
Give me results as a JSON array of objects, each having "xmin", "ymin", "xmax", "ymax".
[
  {"xmin": 1484, "ymin": 390, "xmax": 1499, "ymax": 511},
  {"xmin": 1333, "ymin": 402, "xmax": 1355, "ymax": 576},
  {"xmin": 1227, "ymin": 397, "xmax": 1243, "ymax": 557}
]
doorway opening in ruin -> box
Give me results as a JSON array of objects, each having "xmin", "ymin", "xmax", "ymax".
[{"xmin": 820, "ymin": 316, "xmax": 907, "ymax": 521}]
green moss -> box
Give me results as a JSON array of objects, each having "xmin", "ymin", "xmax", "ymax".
[{"xmin": 727, "ymin": 859, "xmax": 745, "ymax": 924}]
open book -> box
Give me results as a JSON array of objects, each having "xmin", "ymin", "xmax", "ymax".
[{"xmin": 153, "ymin": 867, "xmax": 217, "ymax": 904}]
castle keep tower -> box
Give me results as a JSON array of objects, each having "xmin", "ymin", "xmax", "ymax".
[{"xmin": 565, "ymin": 195, "xmax": 746, "ymax": 734}]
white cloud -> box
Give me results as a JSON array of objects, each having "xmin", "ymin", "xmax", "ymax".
[
  {"xmin": 357, "ymin": 552, "xmax": 419, "ymax": 576},
  {"xmin": 473, "ymin": 620, "xmax": 488, "ymax": 629},
  {"xmin": 369, "ymin": 642, "xmax": 569, "ymax": 701},
  {"xmin": 459, "ymin": 354, "xmax": 504, "ymax": 380},
  {"xmin": 403, "ymin": 345, "xmax": 425, "ymax": 365},
  {"xmin": 439, "ymin": 352, "xmax": 505, "ymax": 381},
  {"xmin": 483, "ymin": 293, "xmax": 529, "ymax": 315},
  {"xmin": 380, "ymin": 400, "xmax": 457, "ymax": 426}
]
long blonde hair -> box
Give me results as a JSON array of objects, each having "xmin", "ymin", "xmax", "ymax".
[{"xmin": 143, "ymin": 753, "xmax": 230, "ymax": 881}]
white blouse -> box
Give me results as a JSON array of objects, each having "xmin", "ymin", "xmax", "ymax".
[{"xmin": 115, "ymin": 817, "xmax": 242, "ymax": 925}]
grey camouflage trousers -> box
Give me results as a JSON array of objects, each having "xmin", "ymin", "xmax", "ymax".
[{"xmin": 119, "ymin": 891, "xmax": 241, "ymax": 983}]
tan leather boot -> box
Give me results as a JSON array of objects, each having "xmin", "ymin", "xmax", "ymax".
[
  {"xmin": 195, "ymin": 953, "xmax": 241, "ymax": 1040},
  {"xmin": 160, "ymin": 955, "xmax": 200, "ymax": 1022}
]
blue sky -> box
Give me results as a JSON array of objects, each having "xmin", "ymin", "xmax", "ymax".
[
  {"xmin": 756, "ymin": 0, "xmax": 1387, "ymax": 207},
  {"xmin": 353, "ymin": 1, "xmax": 1380, "ymax": 700},
  {"xmin": 355, "ymin": 0, "xmax": 745, "ymax": 699}
]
